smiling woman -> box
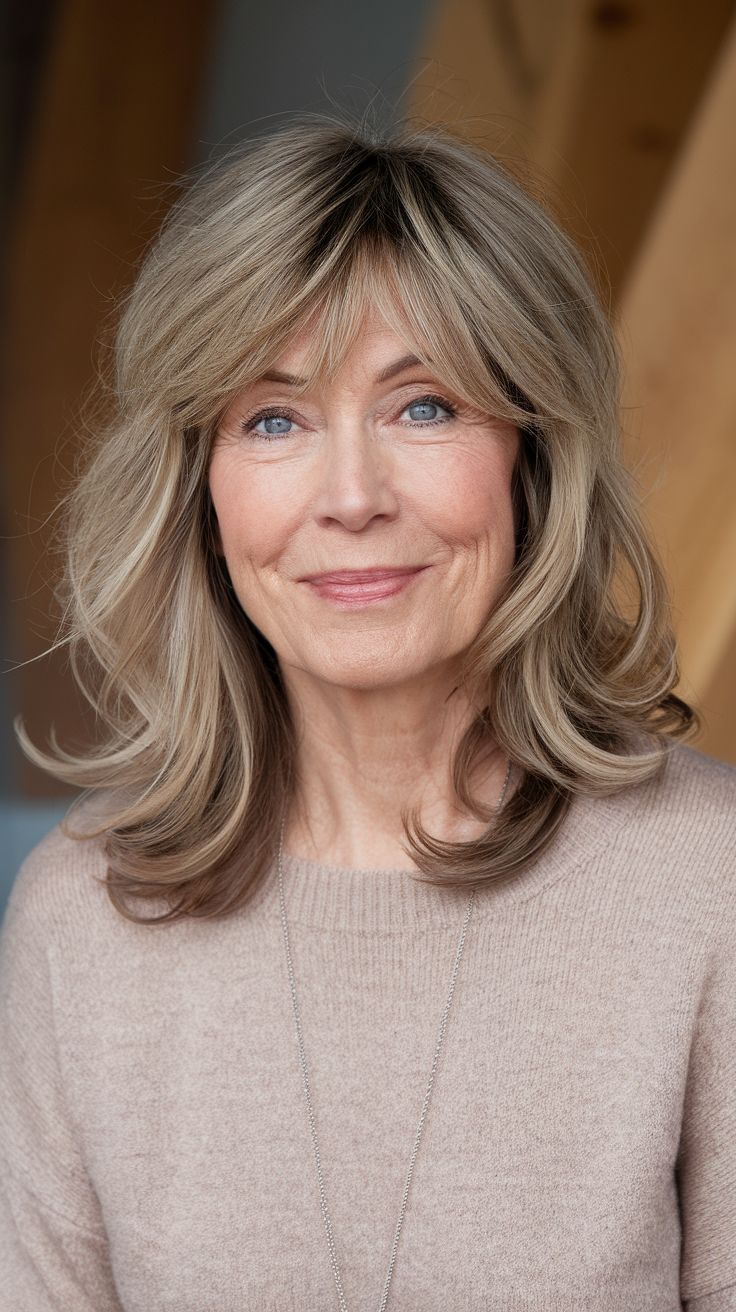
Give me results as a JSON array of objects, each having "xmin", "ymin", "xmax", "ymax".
[
  {"xmin": 210, "ymin": 320, "xmax": 518, "ymax": 773},
  {"xmin": 16, "ymin": 121, "xmax": 694, "ymax": 906},
  {"xmin": 1, "ymin": 121, "xmax": 734, "ymax": 1312},
  {"xmin": 208, "ymin": 319, "xmax": 520, "ymax": 870}
]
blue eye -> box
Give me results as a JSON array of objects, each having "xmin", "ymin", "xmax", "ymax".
[
  {"xmin": 408, "ymin": 401, "xmax": 439, "ymax": 421},
  {"xmin": 256, "ymin": 414, "xmax": 292, "ymax": 435},
  {"xmin": 404, "ymin": 397, "xmax": 454, "ymax": 424}
]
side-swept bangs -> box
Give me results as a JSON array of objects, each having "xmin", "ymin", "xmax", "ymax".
[{"xmin": 22, "ymin": 120, "xmax": 695, "ymax": 918}]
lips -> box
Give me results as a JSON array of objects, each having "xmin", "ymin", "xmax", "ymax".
[{"xmin": 300, "ymin": 567, "xmax": 425, "ymax": 605}]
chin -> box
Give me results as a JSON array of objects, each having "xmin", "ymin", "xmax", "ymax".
[{"xmin": 292, "ymin": 633, "xmax": 453, "ymax": 691}]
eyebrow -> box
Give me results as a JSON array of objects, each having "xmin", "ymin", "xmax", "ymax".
[
  {"xmin": 374, "ymin": 353, "xmax": 424, "ymax": 383},
  {"xmin": 258, "ymin": 353, "xmax": 426, "ymax": 390},
  {"xmin": 259, "ymin": 369, "xmax": 303, "ymax": 386}
]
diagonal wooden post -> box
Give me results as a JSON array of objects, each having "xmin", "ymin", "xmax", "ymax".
[{"xmin": 618, "ymin": 15, "xmax": 736, "ymax": 760}]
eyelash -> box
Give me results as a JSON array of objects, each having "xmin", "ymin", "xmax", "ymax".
[
  {"xmin": 239, "ymin": 406, "xmax": 299, "ymax": 437},
  {"xmin": 239, "ymin": 393, "xmax": 458, "ymax": 437},
  {"xmin": 401, "ymin": 394, "xmax": 457, "ymax": 426}
]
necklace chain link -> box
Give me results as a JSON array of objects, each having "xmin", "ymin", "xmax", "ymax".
[{"xmin": 278, "ymin": 761, "xmax": 511, "ymax": 1312}]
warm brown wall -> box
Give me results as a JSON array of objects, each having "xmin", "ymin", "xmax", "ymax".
[{"xmin": 2, "ymin": 0, "xmax": 216, "ymax": 795}]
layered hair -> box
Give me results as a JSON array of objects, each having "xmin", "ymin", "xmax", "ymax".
[{"xmin": 25, "ymin": 119, "xmax": 695, "ymax": 919}]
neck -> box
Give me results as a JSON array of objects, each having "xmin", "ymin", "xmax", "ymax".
[{"xmin": 282, "ymin": 663, "xmax": 506, "ymax": 869}]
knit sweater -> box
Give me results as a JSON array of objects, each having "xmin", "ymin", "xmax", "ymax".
[{"xmin": 1, "ymin": 745, "xmax": 735, "ymax": 1311}]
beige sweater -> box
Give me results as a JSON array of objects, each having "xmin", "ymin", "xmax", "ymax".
[{"xmin": 1, "ymin": 745, "xmax": 735, "ymax": 1311}]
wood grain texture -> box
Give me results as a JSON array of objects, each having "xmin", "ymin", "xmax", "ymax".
[
  {"xmin": 618, "ymin": 15, "xmax": 736, "ymax": 761},
  {"xmin": 412, "ymin": 0, "xmax": 735, "ymax": 300}
]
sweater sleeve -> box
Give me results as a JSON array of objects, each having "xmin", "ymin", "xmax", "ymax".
[
  {"xmin": 0, "ymin": 851, "xmax": 125, "ymax": 1311},
  {"xmin": 678, "ymin": 906, "xmax": 736, "ymax": 1306}
]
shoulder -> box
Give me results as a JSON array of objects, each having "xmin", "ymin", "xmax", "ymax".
[
  {"xmin": 632, "ymin": 744, "xmax": 736, "ymax": 866},
  {"xmin": 561, "ymin": 745, "xmax": 736, "ymax": 932},
  {"xmin": 0, "ymin": 798, "xmax": 185, "ymax": 985},
  {"xmin": 2, "ymin": 817, "xmax": 110, "ymax": 940},
  {"xmin": 0, "ymin": 819, "xmax": 117, "ymax": 994},
  {"xmin": 0, "ymin": 809, "xmax": 233, "ymax": 999},
  {"xmin": 575, "ymin": 744, "xmax": 736, "ymax": 864},
  {"xmin": 656, "ymin": 742, "xmax": 736, "ymax": 818}
]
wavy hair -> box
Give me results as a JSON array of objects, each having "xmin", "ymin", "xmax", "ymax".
[{"xmin": 23, "ymin": 119, "xmax": 695, "ymax": 918}]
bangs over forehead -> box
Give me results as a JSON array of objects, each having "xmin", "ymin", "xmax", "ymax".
[
  {"xmin": 130, "ymin": 126, "xmax": 604, "ymax": 438},
  {"xmin": 262, "ymin": 242, "xmax": 527, "ymax": 426},
  {"xmin": 169, "ymin": 132, "xmax": 580, "ymax": 432}
]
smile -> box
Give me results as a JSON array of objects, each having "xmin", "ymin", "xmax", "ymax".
[{"xmin": 300, "ymin": 567, "xmax": 426, "ymax": 606}]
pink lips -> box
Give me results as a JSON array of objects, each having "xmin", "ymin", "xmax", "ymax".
[{"xmin": 301, "ymin": 567, "xmax": 425, "ymax": 606}]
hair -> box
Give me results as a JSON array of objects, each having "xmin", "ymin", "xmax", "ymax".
[{"xmin": 23, "ymin": 117, "xmax": 695, "ymax": 920}]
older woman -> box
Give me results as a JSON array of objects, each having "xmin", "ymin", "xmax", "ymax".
[{"xmin": 0, "ymin": 121, "xmax": 734, "ymax": 1312}]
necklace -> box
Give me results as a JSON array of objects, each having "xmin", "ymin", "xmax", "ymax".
[{"xmin": 278, "ymin": 761, "xmax": 511, "ymax": 1312}]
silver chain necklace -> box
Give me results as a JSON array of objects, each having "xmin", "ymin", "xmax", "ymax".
[{"xmin": 278, "ymin": 761, "xmax": 511, "ymax": 1312}]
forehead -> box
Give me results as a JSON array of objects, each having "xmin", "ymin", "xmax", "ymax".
[
  {"xmin": 266, "ymin": 314, "xmax": 430, "ymax": 389},
  {"xmin": 217, "ymin": 256, "xmax": 520, "ymax": 425}
]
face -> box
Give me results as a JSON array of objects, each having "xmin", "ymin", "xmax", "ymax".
[{"xmin": 209, "ymin": 316, "xmax": 519, "ymax": 693}]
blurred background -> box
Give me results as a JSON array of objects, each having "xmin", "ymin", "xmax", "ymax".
[{"xmin": 2, "ymin": 0, "xmax": 735, "ymax": 913}]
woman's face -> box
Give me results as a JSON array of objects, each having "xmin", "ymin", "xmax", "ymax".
[{"xmin": 209, "ymin": 316, "xmax": 519, "ymax": 692}]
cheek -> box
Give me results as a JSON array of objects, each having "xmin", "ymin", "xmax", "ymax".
[
  {"xmin": 406, "ymin": 441, "xmax": 517, "ymax": 560},
  {"xmin": 208, "ymin": 450, "xmax": 303, "ymax": 572}
]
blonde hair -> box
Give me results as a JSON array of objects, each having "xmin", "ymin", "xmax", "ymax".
[{"xmin": 25, "ymin": 119, "xmax": 695, "ymax": 918}]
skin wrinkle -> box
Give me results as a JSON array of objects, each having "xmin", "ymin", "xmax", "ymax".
[{"xmin": 209, "ymin": 315, "xmax": 518, "ymax": 870}]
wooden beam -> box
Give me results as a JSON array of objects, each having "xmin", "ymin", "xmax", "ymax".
[
  {"xmin": 412, "ymin": 0, "xmax": 735, "ymax": 299},
  {"xmin": 411, "ymin": 0, "xmax": 572, "ymax": 162},
  {"xmin": 548, "ymin": 0, "xmax": 736, "ymax": 300},
  {"xmin": 618, "ymin": 14, "xmax": 736, "ymax": 762},
  {"xmin": 699, "ymin": 615, "xmax": 736, "ymax": 766},
  {"xmin": 2, "ymin": 0, "xmax": 215, "ymax": 795}
]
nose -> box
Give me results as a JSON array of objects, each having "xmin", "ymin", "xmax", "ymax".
[{"xmin": 312, "ymin": 423, "xmax": 400, "ymax": 532}]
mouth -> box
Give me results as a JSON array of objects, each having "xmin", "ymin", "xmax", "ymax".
[{"xmin": 300, "ymin": 566, "xmax": 426, "ymax": 606}]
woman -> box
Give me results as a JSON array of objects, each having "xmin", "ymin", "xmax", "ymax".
[{"xmin": 0, "ymin": 121, "xmax": 734, "ymax": 1311}]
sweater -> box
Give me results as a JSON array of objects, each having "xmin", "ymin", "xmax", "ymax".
[{"xmin": 1, "ymin": 745, "xmax": 735, "ymax": 1311}]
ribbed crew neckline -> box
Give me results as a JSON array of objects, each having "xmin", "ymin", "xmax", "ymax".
[{"xmin": 274, "ymin": 783, "xmax": 644, "ymax": 934}]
